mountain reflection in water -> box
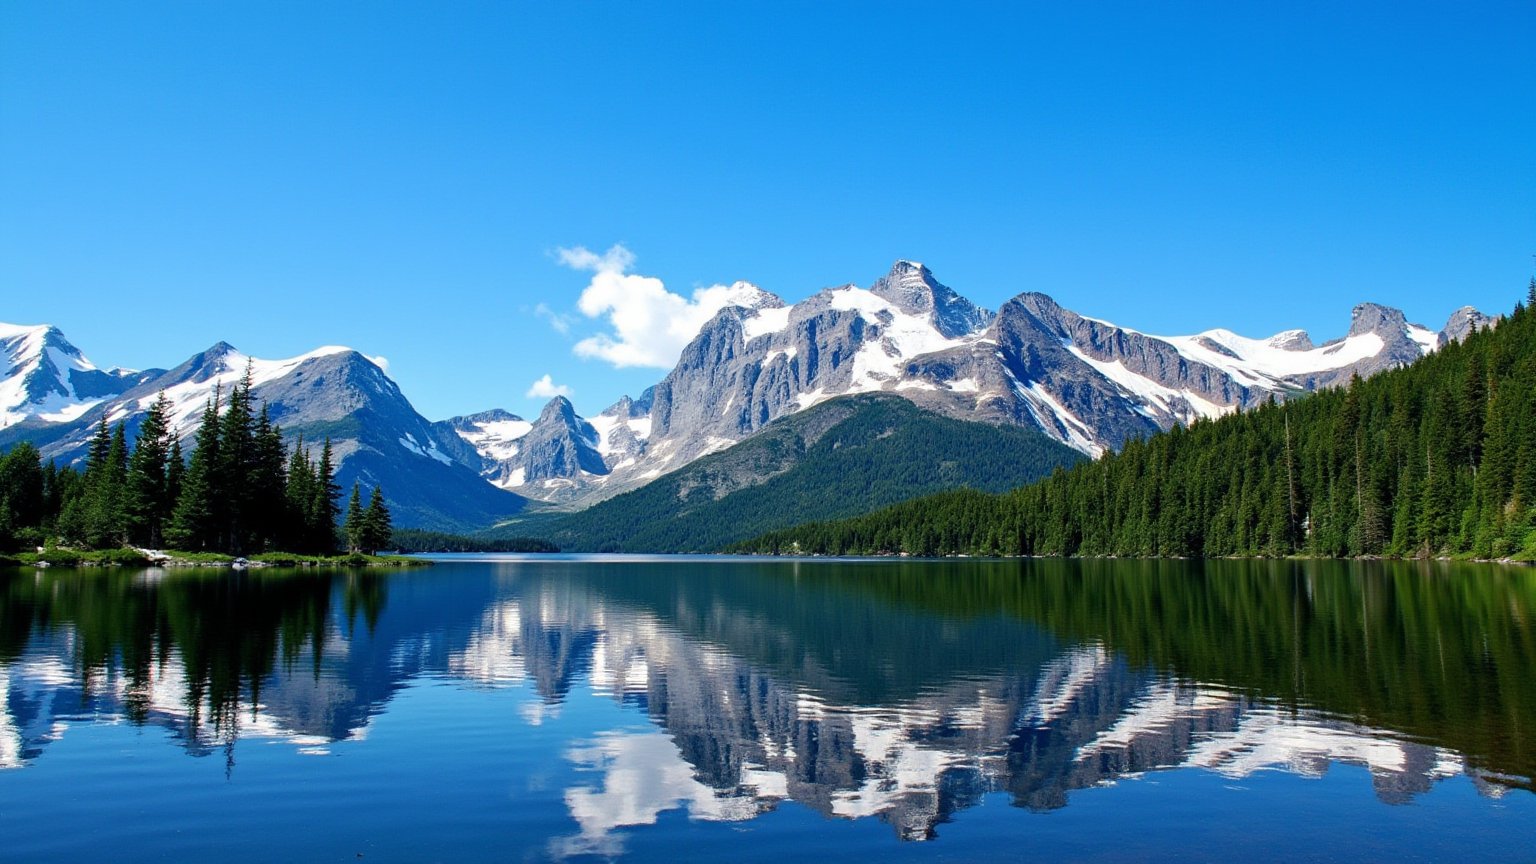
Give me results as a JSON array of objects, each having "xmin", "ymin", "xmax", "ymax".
[{"xmin": 1, "ymin": 557, "xmax": 1531, "ymax": 854}]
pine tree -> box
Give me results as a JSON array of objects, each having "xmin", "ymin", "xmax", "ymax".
[
  {"xmin": 310, "ymin": 438, "xmax": 341, "ymax": 555},
  {"xmin": 167, "ymin": 394, "xmax": 222, "ymax": 550},
  {"xmin": 344, "ymin": 483, "xmax": 364, "ymax": 553},
  {"xmin": 285, "ymin": 437, "xmax": 315, "ymax": 552},
  {"xmin": 81, "ymin": 423, "xmax": 129, "ymax": 548},
  {"xmin": 217, "ymin": 367, "xmax": 257, "ymax": 553},
  {"xmin": 126, "ymin": 393, "xmax": 174, "ymax": 548},
  {"xmin": 248, "ymin": 405, "xmax": 287, "ymax": 552},
  {"xmin": 166, "ymin": 438, "xmax": 185, "ymax": 518},
  {"xmin": 0, "ymin": 442, "xmax": 45, "ymax": 531},
  {"xmin": 361, "ymin": 486, "xmax": 392, "ymax": 555}
]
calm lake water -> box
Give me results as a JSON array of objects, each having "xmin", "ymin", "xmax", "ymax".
[{"xmin": 1, "ymin": 556, "xmax": 1532, "ymax": 862}]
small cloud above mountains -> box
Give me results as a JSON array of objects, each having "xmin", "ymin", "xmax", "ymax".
[{"xmin": 556, "ymin": 243, "xmax": 760, "ymax": 369}]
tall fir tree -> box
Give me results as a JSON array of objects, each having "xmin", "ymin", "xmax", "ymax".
[
  {"xmin": 310, "ymin": 438, "xmax": 341, "ymax": 555},
  {"xmin": 126, "ymin": 392, "xmax": 174, "ymax": 548},
  {"xmin": 167, "ymin": 393, "xmax": 223, "ymax": 551},
  {"xmin": 344, "ymin": 483, "xmax": 364, "ymax": 553},
  {"xmin": 360, "ymin": 486, "xmax": 392, "ymax": 555}
]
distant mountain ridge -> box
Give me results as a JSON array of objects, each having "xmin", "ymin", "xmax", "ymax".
[
  {"xmin": 0, "ymin": 332, "xmax": 525, "ymax": 531},
  {"xmin": 1, "ymin": 264, "xmax": 1496, "ymax": 533},
  {"xmin": 442, "ymin": 261, "xmax": 1495, "ymax": 506}
]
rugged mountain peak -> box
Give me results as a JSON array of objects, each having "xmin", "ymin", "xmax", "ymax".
[
  {"xmin": 870, "ymin": 260, "xmax": 994, "ymax": 338},
  {"xmin": 1009, "ymin": 291, "xmax": 1066, "ymax": 325},
  {"xmin": 1441, "ymin": 306, "xmax": 1497, "ymax": 344},
  {"xmin": 513, "ymin": 397, "xmax": 606, "ymax": 482},
  {"xmin": 723, "ymin": 281, "xmax": 787, "ymax": 312},
  {"xmin": 1264, "ymin": 329, "xmax": 1315, "ymax": 351},
  {"xmin": 601, "ymin": 394, "xmax": 651, "ymax": 419},
  {"xmin": 1347, "ymin": 303, "xmax": 1409, "ymax": 338},
  {"xmin": 538, "ymin": 395, "xmax": 582, "ymax": 426}
]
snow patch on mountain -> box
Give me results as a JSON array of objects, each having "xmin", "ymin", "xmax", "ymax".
[
  {"xmin": 1065, "ymin": 345, "xmax": 1233, "ymax": 423},
  {"xmin": 827, "ymin": 286, "xmax": 970, "ymax": 392},
  {"xmin": 742, "ymin": 306, "xmax": 793, "ymax": 342},
  {"xmin": 456, "ymin": 417, "xmax": 533, "ymax": 462},
  {"xmin": 1163, "ymin": 329, "xmax": 1388, "ymax": 388},
  {"xmin": 399, "ymin": 432, "xmax": 453, "ymax": 465}
]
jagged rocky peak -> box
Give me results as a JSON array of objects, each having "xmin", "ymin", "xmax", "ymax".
[
  {"xmin": 1347, "ymin": 303, "xmax": 1409, "ymax": 338},
  {"xmin": 723, "ymin": 281, "xmax": 787, "ymax": 313},
  {"xmin": 1441, "ymin": 306, "xmax": 1497, "ymax": 344},
  {"xmin": 518, "ymin": 396, "xmax": 607, "ymax": 480},
  {"xmin": 600, "ymin": 393, "xmax": 649, "ymax": 419},
  {"xmin": 1008, "ymin": 290, "xmax": 1069, "ymax": 324},
  {"xmin": 1265, "ymin": 329, "xmax": 1315, "ymax": 351},
  {"xmin": 870, "ymin": 260, "xmax": 994, "ymax": 338},
  {"xmin": 538, "ymin": 395, "xmax": 584, "ymax": 427}
]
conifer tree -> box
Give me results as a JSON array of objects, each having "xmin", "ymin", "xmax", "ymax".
[
  {"xmin": 168, "ymin": 394, "xmax": 222, "ymax": 550},
  {"xmin": 344, "ymin": 483, "xmax": 364, "ymax": 553},
  {"xmin": 249, "ymin": 405, "xmax": 287, "ymax": 552},
  {"xmin": 81, "ymin": 423, "xmax": 129, "ymax": 548},
  {"xmin": 285, "ymin": 436, "xmax": 315, "ymax": 552},
  {"xmin": 166, "ymin": 438, "xmax": 185, "ymax": 519},
  {"xmin": 310, "ymin": 438, "xmax": 341, "ymax": 555},
  {"xmin": 217, "ymin": 368, "xmax": 257, "ymax": 553},
  {"xmin": 126, "ymin": 393, "xmax": 174, "ymax": 547},
  {"xmin": 0, "ymin": 442, "xmax": 45, "ymax": 531},
  {"xmin": 361, "ymin": 486, "xmax": 392, "ymax": 555}
]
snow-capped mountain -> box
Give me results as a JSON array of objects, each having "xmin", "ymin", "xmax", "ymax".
[
  {"xmin": 447, "ymin": 261, "xmax": 1494, "ymax": 504},
  {"xmin": 0, "ymin": 322, "xmax": 158, "ymax": 430},
  {"xmin": 0, "ymin": 338, "xmax": 525, "ymax": 530},
  {"xmin": 2, "ymin": 262, "xmax": 1496, "ymax": 523}
]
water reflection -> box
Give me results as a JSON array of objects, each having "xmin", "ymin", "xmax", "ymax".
[{"xmin": 0, "ymin": 558, "xmax": 1531, "ymax": 849}]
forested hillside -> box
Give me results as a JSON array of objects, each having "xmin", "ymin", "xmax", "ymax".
[
  {"xmin": 735, "ymin": 285, "xmax": 1536, "ymax": 560},
  {"xmin": 538, "ymin": 394, "xmax": 1084, "ymax": 552}
]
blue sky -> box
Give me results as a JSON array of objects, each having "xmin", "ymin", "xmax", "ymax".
[{"xmin": 2, "ymin": 1, "xmax": 1532, "ymax": 420}]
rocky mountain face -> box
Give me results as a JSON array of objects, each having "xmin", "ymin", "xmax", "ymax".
[
  {"xmin": 539, "ymin": 393, "xmax": 1085, "ymax": 552},
  {"xmin": 447, "ymin": 261, "xmax": 1493, "ymax": 506},
  {"xmin": 0, "ymin": 337, "xmax": 525, "ymax": 531}
]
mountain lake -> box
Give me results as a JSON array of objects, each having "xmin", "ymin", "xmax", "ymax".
[{"xmin": 1, "ymin": 555, "xmax": 1532, "ymax": 862}]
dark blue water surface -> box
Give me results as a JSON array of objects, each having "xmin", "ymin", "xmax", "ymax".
[{"xmin": 1, "ymin": 556, "xmax": 1532, "ymax": 862}]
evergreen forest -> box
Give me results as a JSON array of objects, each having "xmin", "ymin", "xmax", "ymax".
[
  {"xmin": 0, "ymin": 368, "xmax": 392, "ymax": 557},
  {"xmin": 734, "ymin": 284, "xmax": 1536, "ymax": 561}
]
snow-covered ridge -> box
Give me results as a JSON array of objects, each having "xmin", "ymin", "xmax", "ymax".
[
  {"xmin": 1163, "ymin": 328, "xmax": 1388, "ymax": 388},
  {"xmin": 0, "ymin": 322, "xmax": 140, "ymax": 429},
  {"xmin": 106, "ymin": 344, "xmax": 362, "ymax": 434}
]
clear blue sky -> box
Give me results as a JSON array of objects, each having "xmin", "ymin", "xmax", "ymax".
[{"xmin": 3, "ymin": 1, "xmax": 1532, "ymax": 420}]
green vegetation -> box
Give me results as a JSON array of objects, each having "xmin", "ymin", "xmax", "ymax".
[
  {"xmin": 390, "ymin": 528, "xmax": 559, "ymax": 553},
  {"xmin": 736, "ymin": 284, "xmax": 1536, "ymax": 560},
  {"xmin": 542, "ymin": 394, "xmax": 1084, "ymax": 552},
  {"xmin": 0, "ymin": 366, "xmax": 392, "ymax": 561}
]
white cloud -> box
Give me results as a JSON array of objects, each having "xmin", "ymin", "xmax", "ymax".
[
  {"xmin": 534, "ymin": 303, "xmax": 574, "ymax": 335},
  {"xmin": 526, "ymin": 374, "xmax": 572, "ymax": 400},
  {"xmin": 556, "ymin": 243, "xmax": 766, "ymax": 369},
  {"xmin": 557, "ymin": 244, "xmax": 635, "ymax": 273},
  {"xmin": 366, "ymin": 355, "xmax": 390, "ymax": 373}
]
